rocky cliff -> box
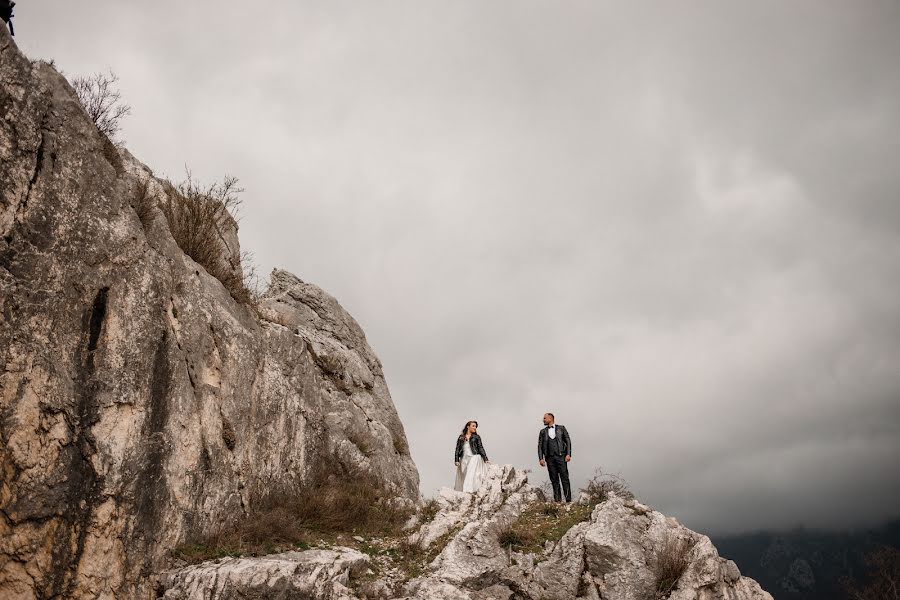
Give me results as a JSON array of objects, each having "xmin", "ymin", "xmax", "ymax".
[{"xmin": 0, "ymin": 25, "xmax": 417, "ymax": 599}]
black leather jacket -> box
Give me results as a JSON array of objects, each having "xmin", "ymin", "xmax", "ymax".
[
  {"xmin": 538, "ymin": 424, "xmax": 572, "ymax": 460},
  {"xmin": 455, "ymin": 433, "xmax": 488, "ymax": 463}
]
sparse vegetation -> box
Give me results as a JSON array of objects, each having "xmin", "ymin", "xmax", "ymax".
[
  {"xmin": 652, "ymin": 534, "xmax": 696, "ymax": 599},
  {"xmin": 173, "ymin": 461, "xmax": 411, "ymax": 564},
  {"xmin": 498, "ymin": 524, "xmax": 533, "ymax": 550},
  {"xmin": 498, "ymin": 467, "xmax": 635, "ymax": 556},
  {"xmin": 420, "ymin": 497, "xmax": 440, "ymax": 523},
  {"xmin": 71, "ymin": 70, "xmax": 132, "ymax": 142},
  {"xmin": 159, "ymin": 171, "xmax": 259, "ymax": 306},
  {"xmin": 496, "ymin": 502, "xmax": 594, "ymax": 555},
  {"xmin": 581, "ymin": 468, "xmax": 633, "ymax": 504},
  {"xmin": 390, "ymin": 523, "xmax": 464, "ymax": 580}
]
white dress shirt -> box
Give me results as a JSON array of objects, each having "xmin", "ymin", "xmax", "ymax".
[{"xmin": 548, "ymin": 425, "xmax": 556, "ymax": 439}]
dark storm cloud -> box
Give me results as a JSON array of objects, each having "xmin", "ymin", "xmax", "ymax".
[{"xmin": 18, "ymin": 1, "xmax": 900, "ymax": 535}]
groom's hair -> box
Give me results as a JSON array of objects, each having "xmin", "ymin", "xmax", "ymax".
[{"xmin": 545, "ymin": 412, "xmax": 555, "ymax": 420}]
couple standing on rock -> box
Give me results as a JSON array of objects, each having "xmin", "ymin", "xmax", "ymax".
[{"xmin": 453, "ymin": 412, "xmax": 573, "ymax": 502}]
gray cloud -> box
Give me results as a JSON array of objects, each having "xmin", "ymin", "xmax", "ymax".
[{"xmin": 18, "ymin": 0, "xmax": 900, "ymax": 535}]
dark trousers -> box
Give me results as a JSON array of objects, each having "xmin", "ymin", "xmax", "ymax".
[{"xmin": 546, "ymin": 455, "xmax": 571, "ymax": 502}]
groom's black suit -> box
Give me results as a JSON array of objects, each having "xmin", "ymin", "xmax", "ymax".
[{"xmin": 538, "ymin": 424, "xmax": 572, "ymax": 502}]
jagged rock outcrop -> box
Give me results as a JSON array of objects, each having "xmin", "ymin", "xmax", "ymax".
[
  {"xmin": 157, "ymin": 466, "xmax": 773, "ymax": 599},
  {"xmin": 396, "ymin": 466, "xmax": 773, "ymax": 600},
  {"xmin": 0, "ymin": 24, "xmax": 417, "ymax": 600}
]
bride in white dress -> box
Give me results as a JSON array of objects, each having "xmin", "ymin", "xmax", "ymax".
[{"xmin": 454, "ymin": 421, "xmax": 489, "ymax": 493}]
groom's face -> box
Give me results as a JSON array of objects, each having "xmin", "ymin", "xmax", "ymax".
[{"xmin": 543, "ymin": 414, "xmax": 553, "ymax": 426}]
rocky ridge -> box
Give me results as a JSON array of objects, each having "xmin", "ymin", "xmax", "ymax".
[{"xmin": 157, "ymin": 465, "xmax": 774, "ymax": 600}]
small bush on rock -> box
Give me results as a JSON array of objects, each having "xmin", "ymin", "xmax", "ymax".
[
  {"xmin": 160, "ymin": 172, "xmax": 257, "ymax": 306},
  {"xmin": 581, "ymin": 468, "xmax": 633, "ymax": 504},
  {"xmin": 71, "ymin": 70, "xmax": 131, "ymax": 142}
]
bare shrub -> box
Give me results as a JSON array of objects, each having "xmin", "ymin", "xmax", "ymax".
[
  {"xmin": 841, "ymin": 546, "xmax": 900, "ymax": 600},
  {"xmin": 160, "ymin": 171, "xmax": 256, "ymax": 306},
  {"xmin": 652, "ymin": 535, "xmax": 695, "ymax": 598},
  {"xmin": 239, "ymin": 250, "xmax": 266, "ymax": 304},
  {"xmin": 71, "ymin": 70, "xmax": 132, "ymax": 141},
  {"xmin": 581, "ymin": 468, "xmax": 633, "ymax": 505}
]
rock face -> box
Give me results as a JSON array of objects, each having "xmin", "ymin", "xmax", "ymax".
[{"xmin": 0, "ymin": 24, "xmax": 417, "ymax": 600}]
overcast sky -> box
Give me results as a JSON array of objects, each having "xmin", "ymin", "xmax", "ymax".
[{"xmin": 17, "ymin": 1, "xmax": 900, "ymax": 536}]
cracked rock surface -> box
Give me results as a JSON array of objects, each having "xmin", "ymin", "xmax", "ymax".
[
  {"xmin": 0, "ymin": 25, "xmax": 417, "ymax": 600},
  {"xmin": 400, "ymin": 467, "xmax": 773, "ymax": 600},
  {"xmin": 158, "ymin": 548, "xmax": 370, "ymax": 600}
]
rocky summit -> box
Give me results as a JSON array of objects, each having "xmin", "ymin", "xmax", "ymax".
[{"xmin": 1, "ymin": 24, "xmax": 772, "ymax": 600}]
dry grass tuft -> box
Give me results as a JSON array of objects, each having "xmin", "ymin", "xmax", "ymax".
[
  {"xmin": 652, "ymin": 534, "xmax": 696, "ymax": 598},
  {"xmin": 419, "ymin": 498, "xmax": 440, "ymax": 523},
  {"xmin": 497, "ymin": 525, "xmax": 534, "ymax": 551}
]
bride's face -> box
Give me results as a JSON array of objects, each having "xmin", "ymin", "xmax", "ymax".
[{"xmin": 468, "ymin": 422, "xmax": 477, "ymax": 434}]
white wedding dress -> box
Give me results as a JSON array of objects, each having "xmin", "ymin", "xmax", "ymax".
[{"xmin": 454, "ymin": 439, "xmax": 487, "ymax": 493}]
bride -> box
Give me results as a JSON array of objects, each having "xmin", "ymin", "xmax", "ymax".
[{"xmin": 454, "ymin": 420, "xmax": 489, "ymax": 493}]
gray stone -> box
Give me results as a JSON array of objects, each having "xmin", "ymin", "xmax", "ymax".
[
  {"xmin": 400, "ymin": 472, "xmax": 773, "ymax": 600},
  {"xmin": 158, "ymin": 548, "xmax": 368, "ymax": 599}
]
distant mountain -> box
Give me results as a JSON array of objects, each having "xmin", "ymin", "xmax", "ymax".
[{"xmin": 712, "ymin": 519, "xmax": 900, "ymax": 600}]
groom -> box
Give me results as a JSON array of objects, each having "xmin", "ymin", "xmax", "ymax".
[{"xmin": 538, "ymin": 413, "xmax": 572, "ymax": 502}]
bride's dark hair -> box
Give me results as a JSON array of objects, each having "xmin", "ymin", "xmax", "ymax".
[{"xmin": 459, "ymin": 421, "xmax": 478, "ymax": 438}]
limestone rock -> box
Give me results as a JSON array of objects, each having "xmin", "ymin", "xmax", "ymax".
[
  {"xmin": 157, "ymin": 548, "xmax": 369, "ymax": 599},
  {"xmin": 0, "ymin": 25, "xmax": 416, "ymax": 599},
  {"xmin": 397, "ymin": 468, "xmax": 772, "ymax": 600}
]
